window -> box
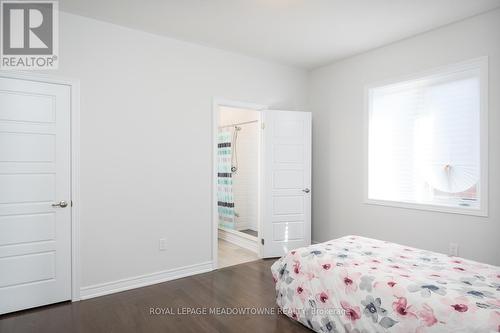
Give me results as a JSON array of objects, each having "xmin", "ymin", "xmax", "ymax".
[{"xmin": 367, "ymin": 59, "xmax": 487, "ymax": 215}]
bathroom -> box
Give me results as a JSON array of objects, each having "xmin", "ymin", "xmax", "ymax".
[{"xmin": 217, "ymin": 105, "xmax": 261, "ymax": 267}]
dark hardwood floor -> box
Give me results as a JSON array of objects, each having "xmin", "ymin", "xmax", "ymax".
[{"xmin": 0, "ymin": 259, "xmax": 310, "ymax": 333}]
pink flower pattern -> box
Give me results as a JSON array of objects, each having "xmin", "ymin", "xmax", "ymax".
[
  {"xmin": 418, "ymin": 304, "xmax": 438, "ymax": 327},
  {"xmin": 271, "ymin": 235, "xmax": 500, "ymax": 333},
  {"xmin": 340, "ymin": 300, "xmax": 361, "ymax": 321},
  {"xmin": 393, "ymin": 297, "xmax": 417, "ymax": 318}
]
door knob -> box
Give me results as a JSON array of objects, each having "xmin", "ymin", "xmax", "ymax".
[
  {"xmin": 302, "ymin": 188, "xmax": 310, "ymax": 193},
  {"xmin": 52, "ymin": 200, "xmax": 68, "ymax": 208}
]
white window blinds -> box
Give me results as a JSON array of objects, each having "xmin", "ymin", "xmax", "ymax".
[{"xmin": 368, "ymin": 63, "xmax": 484, "ymax": 212}]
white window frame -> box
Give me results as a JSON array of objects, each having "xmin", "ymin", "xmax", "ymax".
[{"xmin": 364, "ymin": 57, "xmax": 488, "ymax": 217}]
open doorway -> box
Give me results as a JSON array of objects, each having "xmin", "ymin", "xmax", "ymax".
[
  {"xmin": 212, "ymin": 100, "xmax": 312, "ymax": 269},
  {"xmin": 215, "ymin": 103, "xmax": 262, "ymax": 268}
]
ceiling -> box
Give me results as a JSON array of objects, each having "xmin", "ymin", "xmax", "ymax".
[{"xmin": 60, "ymin": 0, "xmax": 500, "ymax": 69}]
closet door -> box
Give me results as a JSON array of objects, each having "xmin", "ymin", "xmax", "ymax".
[
  {"xmin": 261, "ymin": 110, "xmax": 311, "ymax": 258},
  {"xmin": 0, "ymin": 76, "xmax": 72, "ymax": 314}
]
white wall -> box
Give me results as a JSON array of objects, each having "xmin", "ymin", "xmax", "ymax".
[
  {"xmin": 52, "ymin": 13, "xmax": 307, "ymax": 288},
  {"xmin": 309, "ymin": 9, "xmax": 500, "ymax": 265},
  {"xmin": 36, "ymin": 8, "xmax": 499, "ymax": 292},
  {"xmin": 219, "ymin": 107, "xmax": 260, "ymax": 232}
]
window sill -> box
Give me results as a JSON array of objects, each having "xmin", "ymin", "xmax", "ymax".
[{"xmin": 364, "ymin": 198, "xmax": 488, "ymax": 217}]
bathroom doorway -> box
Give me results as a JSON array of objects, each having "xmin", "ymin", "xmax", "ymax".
[
  {"xmin": 215, "ymin": 102, "xmax": 263, "ymax": 268},
  {"xmin": 212, "ymin": 99, "xmax": 312, "ymax": 268}
]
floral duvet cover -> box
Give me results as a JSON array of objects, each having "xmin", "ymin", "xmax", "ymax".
[{"xmin": 271, "ymin": 236, "xmax": 500, "ymax": 333}]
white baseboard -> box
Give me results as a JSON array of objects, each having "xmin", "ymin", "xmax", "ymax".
[
  {"xmin": 80, "ymin": 261, "xmax": 213, "ymax": 300},
  {"xmin": 218, "ymin": 228, "xmax": 258, "ymax": 253}
]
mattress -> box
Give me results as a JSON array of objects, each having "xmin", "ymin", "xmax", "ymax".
[{"xmin": 271, "ymin": 236, "xmax": 500, "ymax": 333}]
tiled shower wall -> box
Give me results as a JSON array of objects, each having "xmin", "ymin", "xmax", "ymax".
[{"xmin": 219, "ymin": 107, "xmax": 260, "ymax": 233}]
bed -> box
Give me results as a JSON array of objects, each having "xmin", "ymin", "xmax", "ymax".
[{"xmin": 271, "ymin": 236, "xmax": 500, "ymax": 333}]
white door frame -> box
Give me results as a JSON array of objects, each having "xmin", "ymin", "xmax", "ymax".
[
  {"xmin": 211, "ymin": 98, "xmax": 267, "ymax": 270},
  {"xmin": 0, "ymin": 71, "xmax": 81, "ymax": 301}
]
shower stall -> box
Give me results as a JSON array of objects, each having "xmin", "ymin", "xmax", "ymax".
[{"xmin": 217, "ymin": 106, "xmax": 261, "ymax": 241}]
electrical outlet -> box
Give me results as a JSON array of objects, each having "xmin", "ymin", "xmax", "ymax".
[
  {"xmin": 449, "ymin": 242, "xmax": 459, "ymax": 256},
  {"xmin": 159, "ymin": 238, "xmax": 167, "ymax": 251}
]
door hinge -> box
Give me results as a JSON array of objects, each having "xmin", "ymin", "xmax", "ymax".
[
  {"xmin": 71, "ymin": 200, "xmax": 73, "ymax": 207},
  {"xmin": 261, "ymin": 238, "xmax": 264, "ymax": 245},
  {"xmin": 261, "ymin": 122, "xmax": 265, "ymax": 130}
]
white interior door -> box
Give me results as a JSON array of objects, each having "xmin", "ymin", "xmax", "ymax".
[
  {"xmin": 261, "ymin": 110, "xmax": 311, "ymax": 258},
  {"xmin": 0, "ymin": 76, "xmax": 72, "ymax": 314}
]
